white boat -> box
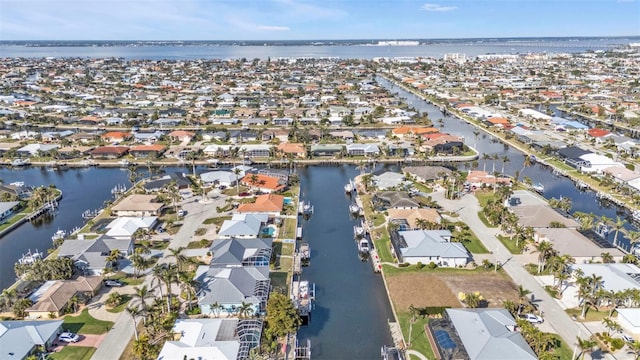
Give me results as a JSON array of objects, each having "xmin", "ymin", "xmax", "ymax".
[
  {"xmin": 51, "ymin": 229, "xmax": 66, "ymax": 242},
  {"xmin": 349, "ymin": 203, "xmax": 361, "ymax": 215},
  {"xmin": 300, "ymin": 243, "xmax": 310, "ymax": 265},
  {"xmin": 358, "ymin": 238, "xmax": 370, "ymax": 253},
  {"xmin": 17, "ymin": 249, "xmax": 43, "ymax": 265},
  {"xmin": 354, "ymin": 223, "xmax": 365, "ymax": 238},
  {"xmin": 119, "ymin": 159, "xmax": 131, "ymax": 167},
  {"xmin": 532, "ymin": 183, "xmax": 544, "ymax": 193},
  {"xmin": 11, "ymin": 158, "xmax": 31, "ymax": 167},
  {"xmin": 291, "ymin": 280, "xmax": 315, "ymax": 317},
  {"xmin": 9, "ymin": 181, "xmax": 25, "ymax": 187},
  {"xmin": 298, "ymin": 200, "xmax": 314, "ymax": 215},
  {"xmin": 344, "ymin": 181, "xmax": 354, "ymax": 193}
]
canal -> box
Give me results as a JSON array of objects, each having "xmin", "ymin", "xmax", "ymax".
[
  {"xmin": 377, "ymin": 76, "xmax": 638, "ymax": 247},
  {"xmin": 296, "ymin": 164, "xmax": 395, "ymax": 359}
]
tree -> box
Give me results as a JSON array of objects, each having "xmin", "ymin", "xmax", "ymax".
[
  {"xmin": 166, "ymin": 247, "xmax": 191, "ymax": 272},
  {"xmin": 233, "ymin": 167, "xmax": 243, "ymax": 193},
  {"xmin": 106, "ymin": 292, "xmax": 123, "ymax": 308},
  {"xmin": 575, "ymin": 336, "xmax": 597, "ymax": 360},
  {"xmin": 534, "ymin": 240, "xmax": 557, "ymax": 274},
  {"xmin": 237, "ymin": 301, "xmax": 254, "ymax": 319},
  {"xmin": 132, "ymin": 285, "xmax": 153, "ymax": 312},
  {"xmin": 179, "ymin": 272, "xmax": 199, "ymax": 312},
  {"xmin": 264, "ymin": 293, "xmax": 302, "ymax": 351},
  {"xmin": 166, "ymin": 180, "xmax": 181, "ymax": 219},
  {"xmin": 12, "ymin": 298, "xmax": 32, "ymax": 318},
  {"xmin": 126, "ymin": 305, "xmax": 142, "ymax": 340},
  {"xmin": 609, "ymin": 216, "xmax": 626, "ymax": 247}
]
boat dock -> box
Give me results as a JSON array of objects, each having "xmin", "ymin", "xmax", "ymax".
[{"xmin": 296, "ymin": 226, "xmax": 303, "ymax": 240}]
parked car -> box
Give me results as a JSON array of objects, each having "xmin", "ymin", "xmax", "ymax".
[
  {"xmin": 521, "ymin": 313, "xmax": 544, "ymax": 324},
  {"xmin": 178, "ymin": 209, "xmax": 186, "ymax": 217},
  {"xmin": 622, "ymin": 334, "xmax": 635, "ymax": 343},
  {"xmin": 157, "ymin": 226, "xmax": 165, "ymax": 233},
  {"xmin": 104, "ymin": 279, "xmax": 124, "ymax": 287},
  {"xmin": 239, "ymin": 192, "xmax": 251, "ymax": 197},
  {"xmin": 58, "ymin": 332, "xmax": 80, "ymax": 343}
]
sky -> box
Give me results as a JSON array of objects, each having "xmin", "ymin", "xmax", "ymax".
[{"xmin": 1, "ymin": 0, "xmax": 639, "ymax": 41}]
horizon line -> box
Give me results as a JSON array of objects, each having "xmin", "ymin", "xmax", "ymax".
[{"xmin": 2, "ymin": 35, "xmax": 640, "ymax": 42}]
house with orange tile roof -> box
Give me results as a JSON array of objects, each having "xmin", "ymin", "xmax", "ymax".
[
  {"xmin": 129, "ymin": 144, "xmax": 167, "ymax": 158},
  {"xmin": 587, "ymin": 128, "xmax": 611, "ymax": 139},
  {"xmin": 240, "ymin": 174, "xmax": 286, "ymax": 193},
  {"xmin": 237, "ymin": 193, "xmax": 285, "ymax": 216},
  {"xmin": 168, "ymin": 130, "xmax": 195, "ymax": 143},
  {"xmin": 276, "ymin": 143, "xmax": 306, "ymax": 158},
  {"xmin": 485, "ymin": 117, "xmax": 510, "ymax": 127},
  {"xmin": 89, "ymin": 146, "xmax": 129, "ymax": 159},
  {"xmin": 101, "ymin": 131, "xmax": 132, "ymax": 143},
  {"xmin": 466, "ymin": 170, "xmax": 511, "ymax": 189},
  {"xmin": 78, "ymin": 115, "xmax": 102, "ymax": 125}
]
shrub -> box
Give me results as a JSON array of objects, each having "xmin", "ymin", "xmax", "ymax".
[
  {"xmin": 398, "ymin": 262, "xmax": 410, "ymax": 268},
  {"xmin": 416, "ymin": 261, "xmax": 424, "ymax": 269},
  {"xmin": 194, "ymin": 228, "xmax": 207, "ymax": 236},
  {"xmin": 428, "ymin": 262, "xmax": 438, "ymax": 269}
]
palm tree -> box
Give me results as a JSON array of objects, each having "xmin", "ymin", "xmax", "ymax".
[
  {"xmin": 166, "ymin": 180, "xmax": 181, "ymax": 219},
  {"xmin": 482, "ymin": 153, "xmax": 490, "ymax": 172},
  {"xmin": 607, "ymin": 216, "xmax": 626, "ymax": 247},
  {"xmin": 501, "ymin": 155, "xmax": 510, "ymax": 174},
  {"xmin": 627, "ymin": 340, "xmax": 640, "ymax": 360},
  {"xmin": 575, "ymin": 336, "xmax": 597, "ymax": 360},
  {"xmin": 463, "ymin": 292, "xmax": 482, "ymax": 308},
  {"xmin": 125, "ymin": 306, "xmax": 142, "ymax": 340},
  {"xmin": 236, "ymin": 301, "xmax": 254, "ymax": 318},
  {"xmin": 130, "ymin": 254, "xmax": 149, "ymax": 278},
  {"xmin": 534, "ymin": 240, "xmax": 557, "ymax": 273},
  {"xmin": 179, "ymin": 272, "xmax": 199, "ymax": 312},
  {"xmin": 601, "ymin": 252, "xmax": 615, "ymax": 264},
  {"xmin": 209, "ymin": 302, "xmax": 222, "ymax": 317},
  {"xmin": 517, "ymin": 285, "xmax": 532, "ymax": 313},
  {"xmin": 132, "ymin": 285, "xmax": 153, "ymax": 312},
  {"xmin": 166, "ymin": 247, "xmax": 190, "ymax": 271},
  {"xmin": 233, "ymin": 167, "xmax": 243, "ymax": 193},
  {"xmin": 69, "ymin": 295, "xmax": 79, "ymax": 313},
  {"xmin": 105, "ymin": 250, "xmax": 120, "ymax": 273},
  {"xmin": 628, "ymin": 231, "xmax": 640, "ymax": 252}
]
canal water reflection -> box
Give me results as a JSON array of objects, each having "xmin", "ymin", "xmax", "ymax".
[
  {"xmin": 377, "ymin": 76, "xmax": 638, "ymax": 248},
  {"xmin": 296, "ymin": 164, "xmax": 395, "ymax": 359}
]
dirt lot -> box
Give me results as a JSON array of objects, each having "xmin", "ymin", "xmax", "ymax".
[{"xmin": 386, "ymin": 271, "xmax": 520, "ymax": 312}]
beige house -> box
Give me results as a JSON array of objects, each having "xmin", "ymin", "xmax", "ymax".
[
  {"xmin": 26, "ymin": 276, "xmax": 102, "ymax": 319},
  {"xmin": 387, "ymin": 208, "xmax": 441, "ymax": 229},
  {"xmin": 111, "ymin": 194, "xmax": 164, "ymax": 216}
]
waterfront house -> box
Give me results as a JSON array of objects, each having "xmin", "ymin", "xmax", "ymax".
[
  {"xmin": 328, "ymin": 130, "xmax": 355, "ymax": 142},
  {"xmin": 556, "ymin": 146, "xmax": 591, "ymax": 169},
  {"xmin": 236, "ymin": 193, "xmax": 284, "ymax": 216},
  {"xmin": 157, "ymin": 318, "xmax": 262, "ymax": 360},
  {"xmin": 346, "ymin": 143, "xmax": 380, "ymax": 157},
  {"xmin": 101, "ymin": 131, "xmax": 132, "ymax": 143},
  {"xmin": 25, "ymin": 276, "xmax": 102, "ymax": 319},
  {"xmin": 208, "ymin": 237, "xmax": 273, "ymax": 267},
  {"xmin": 111, "ymin": 194, "xmax": 164, "ymax": 217},
  {"xmin": 128, "ymin": 144, "xmax": 166, "ymax": 158},
  {"xmin": 195, "ymin": 267, "xmax": 270, "ymax": 317},
  {"xmin": 0, "ymin": 320, "xmax": 63, "ymax": 358},
  {"xmin": 261, "ymin": 129, "xmax": 289, "ymax": 143},
  {"xmin": 395, "ymin": 229, "xmax": 470, "ymax": 267},
  {"xmin": 16, "ymin": 144, "xmax": 59, "ymax": 157},
  {"xmin": 167, "ymin": 130, "xmax": 195, "ymax": 143},
  {"xmin": 0, "ymin": 183, "xmax": 32, "ymax": 200},
  {"xmin": 310, "ymin": 144, "xmax": 343, "ymax": 157},
  {"xmin": 105, "ymin": 216, "xmax": 158, "ymax": 239},
  {"xmin": 373, "ymin": 173, "xmax": 410, "ymax": 191},
  {"xmin": 506, "ymin": 190, "xmax": 579, "ymax": 229},
  {"xmin": 0, "ymin": 201, "xmax": 20, "ymax": 221},
  {"xmin": 200, "ymin": 171, "xmax": 239, "ymax": 188},
  {"xmin": 217, "ymin": 213, "xmax": 268, "ymax": 239},
  {"xmin": 428, "ymin": 308, "xmax": 536, "ymax": 360},
  {"xmin": 238, "ymin": 144, "xmax": 270, "ymax": 158},
  {"xmin": 466, "ymin": 171, "xmax": 511, "ymax": 190},
  {"xmin": 89, "ymin": 146, "xmax": 129, "ymax": 159},
  {"xmin": 559, "ymin": 263, "xmax": 640, "ymax": 309},
  {"xmin": 57, "ymin": 237, "xmax": 134, "ymax": 275},
  {"xmin": 143, "ymin": 172, "xmax": 191, "ymax": 192},
  {"xmin": 240, "ymin": 173, "xmax": 286, "ymax": 193},
  {"xmin": 533, "ymin": 227, "xmax": 624, "ymax": 263},
  {"xmin": 203, "ymin": 144, "xmax": 233, "ymax": 158},
  {"xmin": 403, "ymin": 166, "xmax": 453, "ymax": 183},
  {"xmin": 276, "ymin": 142, "xmax": 306, "ymax": 158}
]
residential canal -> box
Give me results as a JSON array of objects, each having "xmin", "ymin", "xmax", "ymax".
[
  {"xmin": 296, "ymin": 164, "xmax": 395, "ymax": 359},
  {"xmin": 0, "ymin": 166, "xmax": 130, "ymax": 290},
  {"xmin": 378, "ymin": 76, "xmax": 639, "ymax": 247}
]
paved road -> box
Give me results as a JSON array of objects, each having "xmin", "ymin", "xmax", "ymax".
[
  {"xmin": 429, "ymin": 190, "xmax": 585, "ymax": 347},
  {"xmin": 91, "ymin": 309, "xmax": 135, "ymax": 360}
]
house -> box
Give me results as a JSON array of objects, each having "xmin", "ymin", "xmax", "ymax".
[
  {"xmin": 57, "ymin": 237, "xmax": 134, "ymax": 275},
  {"xmin": 277, "ymin": 142, "xmax": 306, "ymax": 158},
  {"xmin": 374, "ymin": 191, "xmax": 419, "ymax": 210},
  {"xmin": 261, "ymin": 129, "xmax": 289, "ymax": 143},
  {"xmin": 0, "ymin": 320, "xmax": 64, "ymax": 359},
  {"xmin": 157, "ymin": 318, "xmax": 263, "ymax": 360},
  {"xmin": 200, "ymin": 171, "xmax": 239, "ymax": 188},
  {"xmin": 466, "ymin": 170, "xmax": 511, "ymax": 189},
  {"xmin": 237, "ymin": 193, "xmax": 284, "ymax": 216},
  {"xmin": 128, "ymin": 144, "xmax": 166, "ymax": 159},
  {"xmin": 89, "ymin": 146, "xmax": 129, "ymax": 159},
  {"xmin": 615, "ymin": 308, "xmax": 640, "ymax": 335},
  {"xmin": 373, "ymin": 172, "xmax": 409, "ymax": 191},
  {"xmin": 195, "ymin": 267, "xmax": 271, "ymax": 317},
  {"xmin": 218, "ymin": 213, "xmax": 268, "ymax": 239},
  {"xmin": 239, "ymin": 173, "xmax": 286, "ymax": 193},
  {"xmin": 0, "ymin": 183, "xmax": 32, "ymax": 200},
  {"xmin": 25, "ymin": 276, "xmax": 103, "ymax": 318},
  {"xmin": 168, "ymin": 130, "xmax": 195, "ymax": 143},
  {"xmin": 403, "ymin": 166, "xmax": 453, "ymax": 183},
  {"xmin": 271, "ymin": 117, "xmax": 294, "ymax": 126},
  {"xmin": 209, "ymin": 237, "xmax": 273, "ymax": 268},
  {"xmin": 533, "ymin": 227, "xmax": 624, "ymax": 263},
  {"xmin": 310, "ymin": 144, "xmax": 343, "ymax": 157},
  {"xmin": 395, "ymin": 230, "xmax": 470, "ymax": 267},
  {"xmin": 101, "ymin": 131, "xmax": 132, "ymax": 143},
  {"xmin": 428, "ymin": 308, "xmax": 537, "ymax": 360},
  {"xmin": 560, "ymin": 263, "xmax": 640, "ymax": 309},
  {"xmin": 346, "ymin": 143, "xmax": 380, "ymax": 157},
  {"xmin": 110, "ymin": 194, "xmax": 164, "ymax": 216},
  {"xmin": 506, "ymin": 190, "xmax": 580, "ymax": 229},
  {"xmin": 556, "ymin": 146, "xmax": 591, "ymax": 169},
  {"xmin": 238, "ymin": 144, "xmax": 271, "ymax": 158},
  {"xmin": 105, "ymin": 216, "xmax": 158, "ymax": 239},
  {"xmin": 0, "ymin": 201, "xmax": 20, "ymax": 220},
  {"xmin": 143, "ymin": 172, "xmax": 191, "ymax": 192},
  {"xmin": 16, "ymin": 144, "xmax": 59, "ymax": 157}
]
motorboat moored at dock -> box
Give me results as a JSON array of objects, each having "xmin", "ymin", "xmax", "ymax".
[
  {"xmin": 358, "ymin": 238, "xmax": 370, "ymax": 254},
  {"xmin": 17, "ymin": 249, "xmax": 43, "ymax": 265}
]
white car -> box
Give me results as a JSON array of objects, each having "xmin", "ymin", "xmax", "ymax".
[
  {"xmin": 522, "ymin": 313, "xmax": 544, "ymax": 324},
  {"xmin": 622, "ymin": 334, "xmax": 635, "ymax": 343},
  {"xmin": 58, "ymin": 332, "xmax": 80, "ymax": 343}
]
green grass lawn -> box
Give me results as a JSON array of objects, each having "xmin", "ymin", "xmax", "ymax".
[
  {"xmin": 203, "ymin": 215, "xmax": 231, "ymax": 226},
  {"xmin": 186, "ymin": 239, "xmax": 213, "ymax": 249},
  {"xmin": 280, "ymin": 242, "xmax": 295, "ymax": 256},
  {"xmin": 550, "ymin": 334, "xmax": 573, "ymax": 360},
  {"xmin": 474, "ymin": 190, "xmax": 496, "ymax": 207},
  {"xmin": 566, "ymin": 308, "xmax": 611, "ymax": 322},
  {"xmin": 496, "ymin": 235, "xmax": 523, "ymax": 254},
  {"xmin": 63, "ymin": 308, "xmax": 114, "ymax": 334},
  {"xmin": 383, "ymin": 264, "xmax": 482, "ymax": 277},
  {"xmin": 374, "ymin": 234, "xmax": 395, "ymax": 263},
  {"xmin": 0, "ymin": 213, "xmax": 26, "ymax": 232},
  {"xmin": 49, "ymin": 346, "xmax": 96, "ymax": 360},
  {"xmin": 280, "ymin": 217, "xmax": 297, "ymax": 239},
  {"xmin": 457, "ymin": 227, "xmax": 489, "ymax": 254},
  {"xmin": 106, "ymin": 294, "xmax": 132, "ymax": 313},
  {"xmin": 108, "ymin": 272, "xmax": 145, "ymax": 286},
  {"xmin": 269, "ymin": 271, "xmax": 289, "ymax": 294},
  {"xmin": 396, "ymin": 311, "xmax": 435, "ymax": 360},
  {"xmin": 477, "ymin": 211, "xmax": 496, "ymax": 228}
]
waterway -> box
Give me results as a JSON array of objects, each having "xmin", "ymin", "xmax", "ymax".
[
  {"xmin": 0, "ymin": 167, "xmax": 130, "ymax": 290},
  {"xmin": 378, "ymin": 76, "xmax": 638, "ymax": 247},
  {"xmin": 296, "ymin": 165, "xmax": 394, "ymax": 359}
]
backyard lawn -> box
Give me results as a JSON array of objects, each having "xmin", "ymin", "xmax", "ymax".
[{"xmin": 63, "ymin": 309, "xmax": 114, "ymax": 334}]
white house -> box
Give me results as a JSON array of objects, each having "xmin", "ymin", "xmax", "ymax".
[
  {"xmin": 105, "ymin": 216, "xmax": 157, "ymax": 239},
  {"xmin": 397, "ymin": 230, "xmax": 470, "ymax": 267},
  {"xmin": 217, "ymin": 213, "xmax": 268, "ymax": 239}
]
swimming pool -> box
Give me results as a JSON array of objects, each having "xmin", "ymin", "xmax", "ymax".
[
  {"xmin": 284, "ymin": 197, "xmax": 293, "ymax": 205},
  {"xmin": 262, "ymin": 227, "xmax": 275, "ymax": 236}
]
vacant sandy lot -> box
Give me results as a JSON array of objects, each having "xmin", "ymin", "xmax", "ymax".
[{"xmin": 385, "ymin": 270, "xmax": 520, "ymax": 312}]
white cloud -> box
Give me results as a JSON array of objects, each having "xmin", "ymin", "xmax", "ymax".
[
  {"xmin": 421, "ymin": 3, "xmax": 458, "ymax": 12},
  {"xmin": 272, "ymin": 0, "xmax": 348, "ymax": 19},
  {"xmin": 257, "ymin": 25, "xmax": 291, "ymax": 31}
]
